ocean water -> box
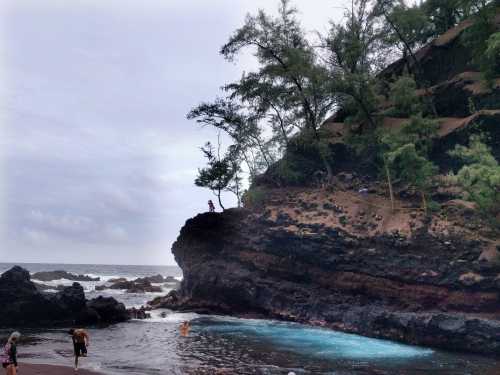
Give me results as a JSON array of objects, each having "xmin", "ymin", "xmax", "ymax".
[{"xmin": 1, "ymin": 263, "xmax": 499, "ymax": 374}]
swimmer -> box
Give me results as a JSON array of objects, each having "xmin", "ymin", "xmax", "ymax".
[{"xmin": 180, "ymin": 321, "xmax": 191, "ymax": 337}]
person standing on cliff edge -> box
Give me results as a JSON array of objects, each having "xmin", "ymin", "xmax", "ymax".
[
  {"xmin": 68, "ymin": 328, "xmax": 89, "ymax": 371},
  {"xmin": 208, "ymin": 200, "xmax": 215, "ymax": 212}
]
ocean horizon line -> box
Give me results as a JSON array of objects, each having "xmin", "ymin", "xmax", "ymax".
[{"xmin": 0, "ymin": 261, "xmax": 179, "ymax": 268}]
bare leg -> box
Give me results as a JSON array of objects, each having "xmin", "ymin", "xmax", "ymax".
[{"xmin": 11, "ymin": 365, "xmax": 16, "ymax": 375}]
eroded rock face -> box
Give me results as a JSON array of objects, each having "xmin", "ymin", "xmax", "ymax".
[
  {"xmin": 163, "ymin": 209, "xmax": 500, "ymax": 356},
  {"xmin": 0, "ymin": 266, "xmax": 129, "ymax": 327}
]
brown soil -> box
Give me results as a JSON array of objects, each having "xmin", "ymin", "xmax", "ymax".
[{"xmin": 259, "ymin": 180, "xmax": 497, "ymax": 250}]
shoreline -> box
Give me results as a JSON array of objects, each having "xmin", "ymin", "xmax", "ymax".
[{"xmin": 18, "ymin": 363, "xmax": 103, "ymax": 375}]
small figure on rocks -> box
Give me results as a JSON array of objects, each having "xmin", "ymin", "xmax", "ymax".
[
  {"xmin": 68, "ymin": 328, "xmax": 89, "ymax": 371},
  {"xmin": 1, "ymin": 332, "xmax": 20, "ymax": 375},
  {"xmin": 208, "ymin": 200, "xmax": 215, "ymax": 213}
]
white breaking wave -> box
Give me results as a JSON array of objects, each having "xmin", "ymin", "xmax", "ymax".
[{"xmin": 145, "ymin": 309, "xmax": 200, "ymax": 323}]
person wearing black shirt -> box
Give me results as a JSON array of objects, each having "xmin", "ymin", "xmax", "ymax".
[{"xmin": 2, "ymin": 332, "xmax": 20, "ymax": 375}]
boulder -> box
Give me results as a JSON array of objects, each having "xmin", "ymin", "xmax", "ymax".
[
  {"xmin": 55, "ymin": 282, "xmax": 87, "ymax": 313},
  {"xmin": 0, "ymin": 266, "xmax": 64, "ymax": 326},
  {"xmin": 85, "ymin": 296, "xmax": 128, "ymax": 324},
  {"xmin": 148, "ymin": 290, "xmax": 179, "ymax": 309},
  {"xmin": 137, "ymin": 274, "xmax": 165, "ymax": 283},
  {"xmin": 106, "ymin": 279, "xmax": 162, "ymax": 293},
  {"xmin": 128, "ymin": 306, "xmax": 151, "ymax": 320}
]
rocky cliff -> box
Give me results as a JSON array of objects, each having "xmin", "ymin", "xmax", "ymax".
[{"xmin": 157, "ymin": 16, "xmax": 500, "ymax": 356}]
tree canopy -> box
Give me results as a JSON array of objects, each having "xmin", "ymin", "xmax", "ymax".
[{"xmin": 187, "ymin": 0, "xmax": 500, "ymax": 215}]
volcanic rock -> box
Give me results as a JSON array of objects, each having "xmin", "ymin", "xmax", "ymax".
[
  {"xmin": 0, "ymin": 266, "xmax": 129, "ymax": 327},
  {"xmin": 32, "ymin": 270, "xmax": 100, "ymax": 282}
]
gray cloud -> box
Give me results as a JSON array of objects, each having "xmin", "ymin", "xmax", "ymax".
[{"xmin": 0, "ymin": 0, "xmax": 343, "ymax": 265}]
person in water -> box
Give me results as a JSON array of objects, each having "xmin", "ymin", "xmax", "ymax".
[
  {"xmin": 208, "ymin": 200, "xmax": 215, "ymax": 212},
  {"xmin": 1, "ymin": 332, "xmax": 20, "ymax": 375},
  {"xmin": 180, "ymin": 321, "xmax": 191, "ymax": 337},
  {"xmin": 68, "ymin": 328, "xmax": 90, "ymax": 371}
]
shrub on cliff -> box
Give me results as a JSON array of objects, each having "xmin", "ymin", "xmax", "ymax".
[
  {"xmin": 449, "ymin": 135, "xmax": 500, "ymax": 221},
  {"xmin": 380, "ymin": 115, "xmax": 439, "ymax": 212},
  {"xmin": 264, "ymin": 130, "xmax": 334, "ymax": 186},
  {"xmin": 242, "ymin": 187, "xmax": 267, "ymax": 209},
  {"xmin": 388, "ymin": 76, "xmax": 422, "ymax": 117},
  {"xmin": 482, "ymin": 32, "xmax": 500, "ymax": 85}
]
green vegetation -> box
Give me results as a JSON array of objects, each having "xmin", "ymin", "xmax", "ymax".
[
  {"xmin": 449, "ymin": 135, "xmax": 500, "ymax": 219},
  {"xmin": 195, "ymin": 140, "xmax": 240, "ymax": 210},
  {"xmin": 381, "ymin": 115, "xmax": 439, "ymax": 212},
  {"xmin": 482, "ymin": 32, "xmax": 500, "ymax": 84},
  {"xmin": 188, "ymin": 0, "xmax": 499, "ymax": 219},
  {"xmin": 389, "ymin": 76, "xmax": 421, "ymax": 117},
  {"xmin": 242, "ymin": 186, "xmax": 267, "ymax": 209}
]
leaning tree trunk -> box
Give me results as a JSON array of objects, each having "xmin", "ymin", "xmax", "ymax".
[
  {"xmin": 384, "ymin": 161, "xmax": 395, "ymax": 212},
  {"xmin": 421, "ymin": 191, "xmax": 427, "ymax": 215},
  {"xmin": 217, "ymin": 189, "xmax": 225, "ymax": 211}
]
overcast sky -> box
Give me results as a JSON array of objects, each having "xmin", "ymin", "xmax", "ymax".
[{"xmin": 0, "ymin": 0, "xmax": 344, "ymax": 265}]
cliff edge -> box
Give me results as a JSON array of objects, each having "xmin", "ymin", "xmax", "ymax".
[{"xmin": 155, "ymin": 14, "xmax": 500, "ymax": 356}]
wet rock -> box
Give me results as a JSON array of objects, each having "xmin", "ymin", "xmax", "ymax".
[
  {"xmin": 136, "ymin": 274, "xmax": 165, "ymax": 284},
  {"xmin": 55, "ymin": 282, "xmax": 86, "ymax": 313},
  {"xmin": 108, "ymin": 277, "xmax": 127, "ymax": 283},
  {"xmin": 148, "ymin": 290, "xmax": 180, "ymax": 309},
  {"xmin": 110, "ymin": 279, "xmax": 162, "ymax": 293},
  {"xmin": 0, "ymin": 266, "xmax": 128, "ymax": 327},
  {"xmin": 128, "ymin": 306, "xmax": 151, "ymax": 320},
  {"xmin": 32, "ymin": 270, "xmax": 100, "ymax": 282},
  {"xmin": 85, "ymin": 296, "xmax": 128, "ymax": 324}
]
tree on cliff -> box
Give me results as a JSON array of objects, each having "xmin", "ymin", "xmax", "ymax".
[
  {"xmin": 220, "ymin": 0, "xmax": 336, "ymax": 177},
  {"xmin": 323, "ymin": 0, "xmax": 383, "ymax": 131},
  {"xmin": 195, "ymin": 140, "xmax": 240, "ymax": 210},
  {"xmin": 187, "ymin": 98, "xmax": 275, "ymax": 180}
]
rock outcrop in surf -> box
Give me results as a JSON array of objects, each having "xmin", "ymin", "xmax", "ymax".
[
  {"xmin": 31, "ymin": 270, "xmax": 100, "ymax": 282},
  {"xmin": 0, "ymin": 266, "xmax": 129, "ymax": 327}
]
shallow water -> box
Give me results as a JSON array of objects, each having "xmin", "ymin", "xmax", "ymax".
[
  {"xmin": 14, "ymin": 314, "xmax": 500, "ymax": 375},
  {"xmin": 2, "ymin": 263, "xmax": 499, "ymax": 374}
]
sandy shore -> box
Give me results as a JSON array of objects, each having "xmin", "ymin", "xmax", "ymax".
[{"xmin": 16, "ymin": 363, "xmax": 103, "ymax": 374}]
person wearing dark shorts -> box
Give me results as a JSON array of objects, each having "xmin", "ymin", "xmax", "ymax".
[
  {"xmin": 74, "ymin": 341, "xmax": 87, "ymax": 357},
  {"xmin": 68, "ymin": 328, "xmax": 89, "ymax": 371}
]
